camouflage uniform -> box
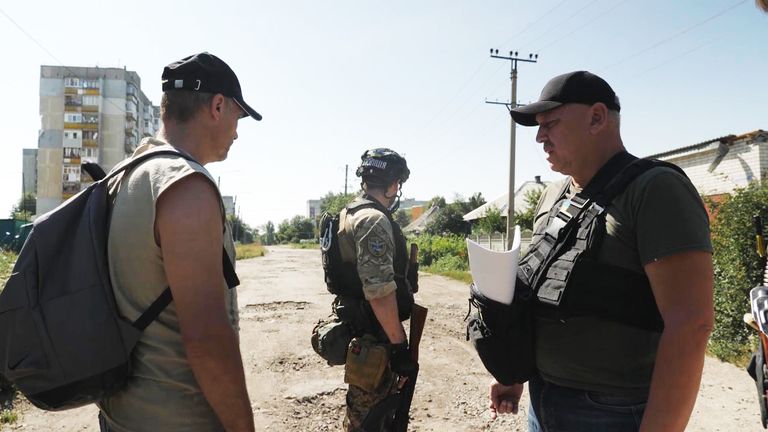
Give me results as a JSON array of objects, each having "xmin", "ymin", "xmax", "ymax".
[{"xmin": 338, "ymin": 200, "xmax": 405, "ymax": 431}]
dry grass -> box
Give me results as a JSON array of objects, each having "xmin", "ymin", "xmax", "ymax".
[{"xmin": 235, "ymin": 243, "xmax": 267, "ymax": 260}]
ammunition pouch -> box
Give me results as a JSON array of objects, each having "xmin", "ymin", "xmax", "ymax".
[
  {"xmin": 466, "ymin": 279, "xmax": 536, "ymax": 385},
  {"xmin": 334, "ymin": 296, "xmax": 377, "ymax": 336},
  {"xmin": 311, "ymin": 316, "xmax": 354, "ymax": 366},
  {"xmin": 344, "ymin": 335, "xmax": 391, "ymax": 392}
]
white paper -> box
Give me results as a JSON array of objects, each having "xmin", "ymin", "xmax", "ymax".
[{"xmin": 466, "ymin": 226, "xmax": 521, "ymax": 305}]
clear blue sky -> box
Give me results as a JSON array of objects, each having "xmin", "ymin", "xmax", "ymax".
[{"xmin": 1, "ymin": 0, "xmax": 765, "ymax": 229}]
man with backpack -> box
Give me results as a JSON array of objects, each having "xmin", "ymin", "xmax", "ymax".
[
  {"xmin": 487, "ymin": 71, "xmax": 714, "ymax": 431},
  {"xmin": 97, "ymin": 52, "xmax": 261, "ymax": 431},
  {"xmin": 318, "ymin": 149, "xmax": 418, "ymax": 431}
]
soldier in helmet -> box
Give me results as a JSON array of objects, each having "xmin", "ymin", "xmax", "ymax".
[{"xmin": 328, "ymin": 148, "xmax": 418, "ymax": 431}]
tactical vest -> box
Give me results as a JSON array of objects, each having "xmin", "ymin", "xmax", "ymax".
[
  {"xmin": 518, "ymin": 152, "xmax": 687, "ymax": 332},
  {"xmin": 320, "ymin": 197, "xmax": 415, "ymax": 323}
]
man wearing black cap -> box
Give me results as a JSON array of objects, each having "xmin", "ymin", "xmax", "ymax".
[
  {"xmin": 97, "ymin": 53, "xmax": 260, "ymax": 432},
  {"xmin": 488, "ymin": 71, "xmax": 713, "ymax": 431}
]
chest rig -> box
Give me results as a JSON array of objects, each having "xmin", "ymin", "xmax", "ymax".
[
  {"xmin": 518, "ymin": 152, "xmax": 687, "ymax": 332},
  {"xmin": 320, "ymin": 197, "xmax": 414, "ymax": 322}
]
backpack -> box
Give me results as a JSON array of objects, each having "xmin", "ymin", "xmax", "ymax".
[{"xmin": 0, "ymin": 147, "xmax": 239, "ymax": 411}]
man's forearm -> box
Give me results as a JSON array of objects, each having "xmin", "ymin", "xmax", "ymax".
[
  {"xmin": 640, "ymin": 323, "xmax": 711, "ymax": 432},
  {"xmin": 185, "ymin": 325, "xmax": 254, "ymax": 432},
  {"xmin": 369, "ymin": 291, "xmax": 406, "ymax": 344}
]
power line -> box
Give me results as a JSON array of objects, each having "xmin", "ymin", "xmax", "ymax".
[
  {"xmin": 632, "ymin": 35, "xmax": 722, "ymax": 79},
  {"xmin": 598, "ymin": 0, "xmax": 747, "ymax": 72},
  {"xmin": 518, "ymin": 0, "xmax": 602, "ymax": 52},
  {"xmin": 537, "ymin": 0, "xmax": 630, "ymax": 52},
  {"xmin": 418, "ymin": 58, "xmax": 491, "ymax": 133},
  {"xmin": 498, "ymin": 0, "xmax": 570, "ymax": 49},
  {"xmin": 0, "ymin": 6, "xmax": 141, "ymax": 119}
]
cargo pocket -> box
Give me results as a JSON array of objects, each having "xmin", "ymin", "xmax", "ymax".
[{"xmin": 0, "ymin": 270, "xmax": 50, "ymax": 381}]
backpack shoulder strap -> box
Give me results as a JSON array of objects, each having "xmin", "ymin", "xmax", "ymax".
[
  {"xmin": 596, "ymin": 158, "xmax": 686, "ymax": 207},
  {"xmin": 102, "ymin": 147, "xmax": 198, "ymax": 184}
]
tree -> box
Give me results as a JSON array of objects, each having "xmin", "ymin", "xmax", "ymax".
[
  {"xmin": 320, "ymin": 191, "xmax": 356, "ymax": 215},
  {"xmin": 478, "ymin": 205, "xmax": 506, "ymax": 234},
  {"xmin": 425, "ymin": 201, "xmax": 470, "ymax": 236},
  {"xmin": 394, "ymin": 209, "xmax": 411, "ymax": 227},
  {"xmin": 10, "ymin": 193, "xmax": 35, "ymax": 221},
  {"xmin": 228, "ymin": 214, "xmax": 255, "ymax": 244},
  {"xmin": 514, "ymin": 187, "xmax": 544, "ymax": 231},
  {"xmin": 428, "ymin": 196, "xmax": 446, "ymax": 209},
  {"xmin": 467, "ymin": 192, "xmax": 486, "ymax": 211},
  {"xmin": 262, "ymin": 221, "xmax": 276, "ymax": 245},
  {"xmin": 276, "ymin": 215, "xmax": 316, "ymax": 243}
]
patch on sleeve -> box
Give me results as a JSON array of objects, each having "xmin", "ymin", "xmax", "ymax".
[{"xmin": 367, "ymin": 236, "xmax": 388, "ymax": 257}]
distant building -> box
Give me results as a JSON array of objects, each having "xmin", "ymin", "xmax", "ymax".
[
  {"xmin": 37, "ymin": 65, "xmax": 159, "ymax": 215},
  {"xmin": 22, "ymin": 149, "xmax": 37, "ymax": 197},
  {"xmin": 307, "ymin": 199, "xmax": 322, "ymax": 219},
  {"xmin": 399, "ymin": 198, "xmax": 428, "ymax": 210},
  {"xmin": 222, "ymin": 196, "xmax": 235, "ymax": 218}
]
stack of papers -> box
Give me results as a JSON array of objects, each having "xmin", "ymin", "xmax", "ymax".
[{"xmin": 466, "ymin": 226, "xmax": 521, "ymax": 305}]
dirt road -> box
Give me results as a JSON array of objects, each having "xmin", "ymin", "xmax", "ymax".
[{"xmin": 5, "ymin": 246, "xmax": 764, "ymax": 431}]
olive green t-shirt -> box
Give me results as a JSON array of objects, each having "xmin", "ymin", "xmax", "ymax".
[{"xmin": 532, "ymin": 165, "xmax": 712, "ymax": 395}]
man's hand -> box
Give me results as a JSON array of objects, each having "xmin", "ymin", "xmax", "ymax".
[{"xmin": 489, "ymin": 379, "xmax": 524, "ymax": 420}]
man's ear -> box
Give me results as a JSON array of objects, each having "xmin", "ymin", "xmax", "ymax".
[
  {"xmin": 588, "ymin": 103, "xmax": 609, "ymax": 134},
  {"xmin": 209, "ymin": 94, "xmax": 226, "ymax": 120}
]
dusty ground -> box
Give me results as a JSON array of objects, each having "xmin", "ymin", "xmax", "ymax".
[{"xmin": 3, "ymin": 246, "xmax": 765, "ymax": 431}]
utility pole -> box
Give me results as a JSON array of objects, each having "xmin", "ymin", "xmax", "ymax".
[
  {"xmin": 344, "ymin": 164, "xmax": 348, "ymax": 195},
  {"xmin": 486, "ymin": 49, "xmax": 538, "ymax": 249}
]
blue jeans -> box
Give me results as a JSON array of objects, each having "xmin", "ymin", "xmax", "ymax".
[{"xmin": 528, "ymin": 375, "xmax": 647, "ymax": 432}]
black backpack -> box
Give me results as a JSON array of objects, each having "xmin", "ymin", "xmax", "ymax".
[{"xmin": 0, "ymin": 147, "xmax": 239, "ymax": 411}]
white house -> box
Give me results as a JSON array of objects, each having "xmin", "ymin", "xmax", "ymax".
[
  {"xmin": 463, "ymin": 176, "xmax": 549, "ymax": 222},
  {"xmin": 646, "ymin": 129, "xmax": 768, "ymax": 206}
]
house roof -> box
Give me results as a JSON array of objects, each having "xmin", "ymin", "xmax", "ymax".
[
  {"xmin": 403, "ymin": 205, "xmax": 439, "ymax": 234},
  {"xmin": 463, "ymin": 180, "xmax": 549, "ymax": 221},
  {"xmin": 646, "ymin": 129, "xmax": 767, "ymax": 160}
]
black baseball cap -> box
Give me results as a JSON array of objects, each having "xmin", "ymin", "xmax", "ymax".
[
  {"xmin": 510, "ymin": 71, "xmax": 619, "ymax": 126},
  {"xmin": 162, "ymin": 52, "xmax": 262, "ymax": 121}
]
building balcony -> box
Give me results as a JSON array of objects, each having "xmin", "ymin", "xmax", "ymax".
[
  {"xmin": 64, "ymin": 122, "xmax": 82, "ymax": 129},
  {"xmin": 84, "ymin": 88, "xmax": 100, "ymax": 96},
  {"xmin": 64, "ymin": 105, "xmax": 81, "ymax": 113},
  {"xmin": 81, "ymin": 105, "xmax": 98, "ymax": 113},
  {"xmin": 81, "ymin": 123, "xmax": 98, "ymax": 131},
  {"xmin": 125, "ymin": 110, "xmax": 137, "ymax": 121},
  {"xmin": 125, "ymin": 127, "xmax": 136, "ymax": 137},
  {"xmin": 82, "ymin": 138, "xmax": 98, "ymax": 147},
  {"xmin": 64, "ymin": 87, "xmax": 79, "ymax": 95}
]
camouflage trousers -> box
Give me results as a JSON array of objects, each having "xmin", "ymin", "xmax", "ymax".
[{"xmin": 343, "ymin": 370, "xmax": 398, "ymax": 432}]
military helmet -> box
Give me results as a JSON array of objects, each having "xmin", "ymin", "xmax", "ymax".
[{"xmin": 356, "ymin": 148, "xmax": 410, "ymax": 186}]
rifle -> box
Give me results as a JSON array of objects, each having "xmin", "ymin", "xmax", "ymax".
[{"xmin": 362, "ymin": 303, "xmax": 428, "ymax": 432}]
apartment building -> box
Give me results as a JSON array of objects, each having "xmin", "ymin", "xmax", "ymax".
[{"xmin": 37, "ymin": 65, "xmax": 159, "ymax": 215}]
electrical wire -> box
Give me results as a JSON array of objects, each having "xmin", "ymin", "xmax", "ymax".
[
  {"xmin": 598, "ymin": 0, "xmax": 747, "ymax": 72},
  {"xmin": 497, "ymin": 0, "xmax": 570, "ymax": 50},
  {"xmin": 537, "ymin": 0, "xmax": 630, "ymax": 52}
]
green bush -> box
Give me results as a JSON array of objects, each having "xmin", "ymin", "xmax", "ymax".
[
  {"xmin": 413, "ymin": 234, "xmax": 467, "ymax": 268},
  {"xmin": 709, "ymin": 181, "xmax": 768, "ymax": 363},
  {"xmin": 429, "ymin": 254, "xmax": 468, "ymax": 272}
]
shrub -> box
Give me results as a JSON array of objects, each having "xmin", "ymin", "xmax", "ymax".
[
  {"xmin": 709, "ymin": 181, "xmax": 768, "ymax": 363},
  {"xmin": 413, "ymin": 234, "xmax": 466, "ymax": 268}
]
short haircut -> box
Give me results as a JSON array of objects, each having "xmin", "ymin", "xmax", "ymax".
[{"xmin": 160, "ymin": 91, "xmax": 215, "ymax": 124}]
